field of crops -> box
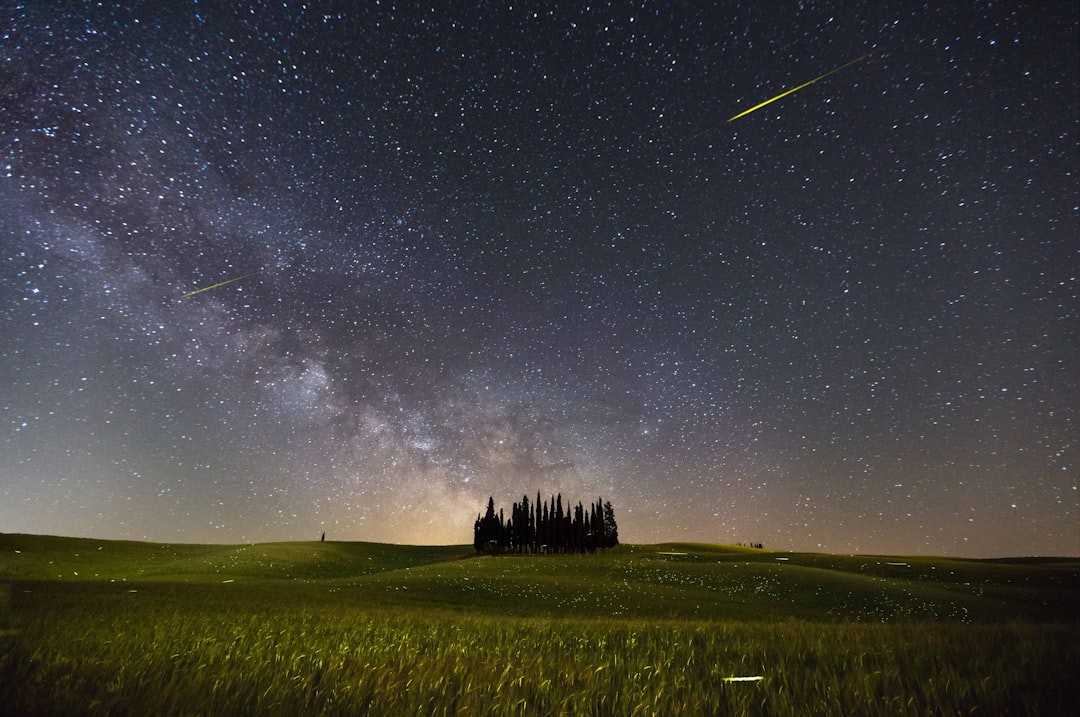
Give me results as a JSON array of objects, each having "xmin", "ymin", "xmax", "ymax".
[{"xmin": 2, "ymin": 534, "xmax": 1077, "ymax": 715}]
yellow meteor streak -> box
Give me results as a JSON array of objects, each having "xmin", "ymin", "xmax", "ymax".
[
  {"xmin": 180, "ymin": 270, "xmax": 263, "ymax": 298},
  {"xmin": 727, "ymin": 51, "xmax": 875, "ymax": 122}
]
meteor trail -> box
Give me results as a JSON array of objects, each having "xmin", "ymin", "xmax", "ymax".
[
  {"xmin": 727, "ymin": 51, "xmax": 875, "ymax": 122},
  {"xmin": 180, "ymin": 270, "xmax": 263, "ymax": 298}
]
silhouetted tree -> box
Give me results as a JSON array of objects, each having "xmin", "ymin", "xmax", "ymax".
[
  {"xmin": 474, "ymin": 493, "xmax": 620, "ymax": 555},
  {"xmin": 515, "ymin": 494, "xmax": 531, "ymax": 554},
  {"xmin": 534, "ymin": 491, "xmax": 542, "ymax": 553},
  {"xmin": 593, "ymin": 498, "xmax": 605, "ymax": 550},
  {"xmin": 584, "ymin": 506, "xmax": 596, "ymax": 553},
  {"xmin": 573, "ymin": 502, "xmax": 585, "ymax": 552},
  {"xmin": 554, "ymin": 494, "xmax": 564, "ymax": 553},
  {"xmin": 602, "ymin": 500, "xmax": 619, "ymax": 548},
  {"xmin": 474, "ymin": 496, "xmax": 504, "ymax": 553}
]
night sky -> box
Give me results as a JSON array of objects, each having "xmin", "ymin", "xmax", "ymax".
[{"xmin": 2, "ymin": 2, "xmax": 1077, "ymax": 557}]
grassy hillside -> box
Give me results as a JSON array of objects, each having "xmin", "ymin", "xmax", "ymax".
[
  {"xmin": 0, "ymin": 533, "xmax": 465, "ymax": 582},
  {"xmin": 2, "ymin": 534, "xmax": 1075, "ymax": 622},
  {"xmin": 2, "ymin": 534, "xmax": 1078, "ymax": 715}
]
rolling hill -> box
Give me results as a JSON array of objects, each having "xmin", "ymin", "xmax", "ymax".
[
  {"xmin": 2, "ymin": 533, "xmax": 1078, "ymax": 715},
  {"xmin": 2, "ymin": 533, "xmax": 1076, "ymax": 622}
]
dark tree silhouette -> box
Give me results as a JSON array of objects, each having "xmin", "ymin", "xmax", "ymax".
[
  {"xmin": 592, "ymin": 498, "xmax": 605, "ymax": 550},
  {"xmin": 474, "ymin": 497, "xmax": 504, "ymax": 553},
  {"xmin": 602, "ymin": 500, "xmax": 619, "ymax": 548},
  {"xmin": 473, "ymin": 493, "xmax": 619, "ymax": 555},
  {"xmin": 534, "ymin": 491, "xmax": 542, "ymax": 553}
]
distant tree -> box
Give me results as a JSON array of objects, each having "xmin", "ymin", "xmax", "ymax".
[
  {"xmin": 474, "ymin": 496, "xmax": 502, "ymax": 553},
  {"xmin": 584, "ymin": 506, "xmax": 596, "ymax": 553},
  {"xmin": 529, "ymin": 501, "xmax": 537, "ymax": 554},
  {"xmin": 573, "ymin": 502, "xmax": 585, "ymax": 552},
  {"xmin": 555, "ymin": 494, "xmax": 564, "ymax": 553},
  {"xmin": 515, "ymin": 494, "xmax": 531, "ymax": 554},
  {"xmin": 534, "ymin": 491, "xmax": 543, "ymax": 553},
  {"xmin": 540, "ymin": 499, "xmax": 549, "ymax": 552},
  {"xmin": 602, "ymin": 500, "xmax": 619, "ymax": 548},
  {"xmin": 545, "ymin": 496, "xmax": 556, "ymax": 552},
  {"xmin": 593, "ymin": 498, "xmax": 605, "ymax": 550}
]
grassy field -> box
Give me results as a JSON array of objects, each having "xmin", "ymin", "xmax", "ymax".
[{"xmin": 1, "ymin": 534, "xmax": 1077, "ymax": 715}]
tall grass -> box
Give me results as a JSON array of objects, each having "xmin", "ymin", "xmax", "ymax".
[
  {"xmin": 2, "ymin": 599, "xmax": 1076, "ymax": 715},
  {"xmin": 2, "ymin": 537, "xmax": 1076, "ymax": 714}
]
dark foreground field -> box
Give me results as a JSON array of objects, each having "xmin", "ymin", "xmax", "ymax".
[{"xmin": 1, "ymin": 534, "xmax": 1077, "ymax": 715}]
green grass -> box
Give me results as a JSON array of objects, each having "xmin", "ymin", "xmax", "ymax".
[
  {"xmin": 2, "ymin": 534, "xmax": 1078, "ymax": 715},
  {"xmin": 0, "ymin": 533, "xmax": 464, "ymax": 582}
]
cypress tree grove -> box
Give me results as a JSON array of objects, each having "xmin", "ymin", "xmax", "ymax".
[{"xmin": 473, "ymin": 494, "xmax": 619, "ymax": 555}]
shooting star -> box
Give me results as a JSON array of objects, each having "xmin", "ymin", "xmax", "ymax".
[
  {"xmin": 180, "ymin": 270, "xmax": 264, "ymax": 299},
  {"xmin": 727, "ymin": 51, "xmax": 875, "ymax": 122}
]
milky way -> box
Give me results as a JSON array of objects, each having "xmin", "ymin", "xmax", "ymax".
[{"xmin": 2, "ymin": 2, "xmax": 1076, "ymax": 555}]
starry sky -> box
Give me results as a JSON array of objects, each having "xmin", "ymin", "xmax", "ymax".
[{"xmin": 2, "ymin": 2, "xmax": 1077, "ymax": 557}]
